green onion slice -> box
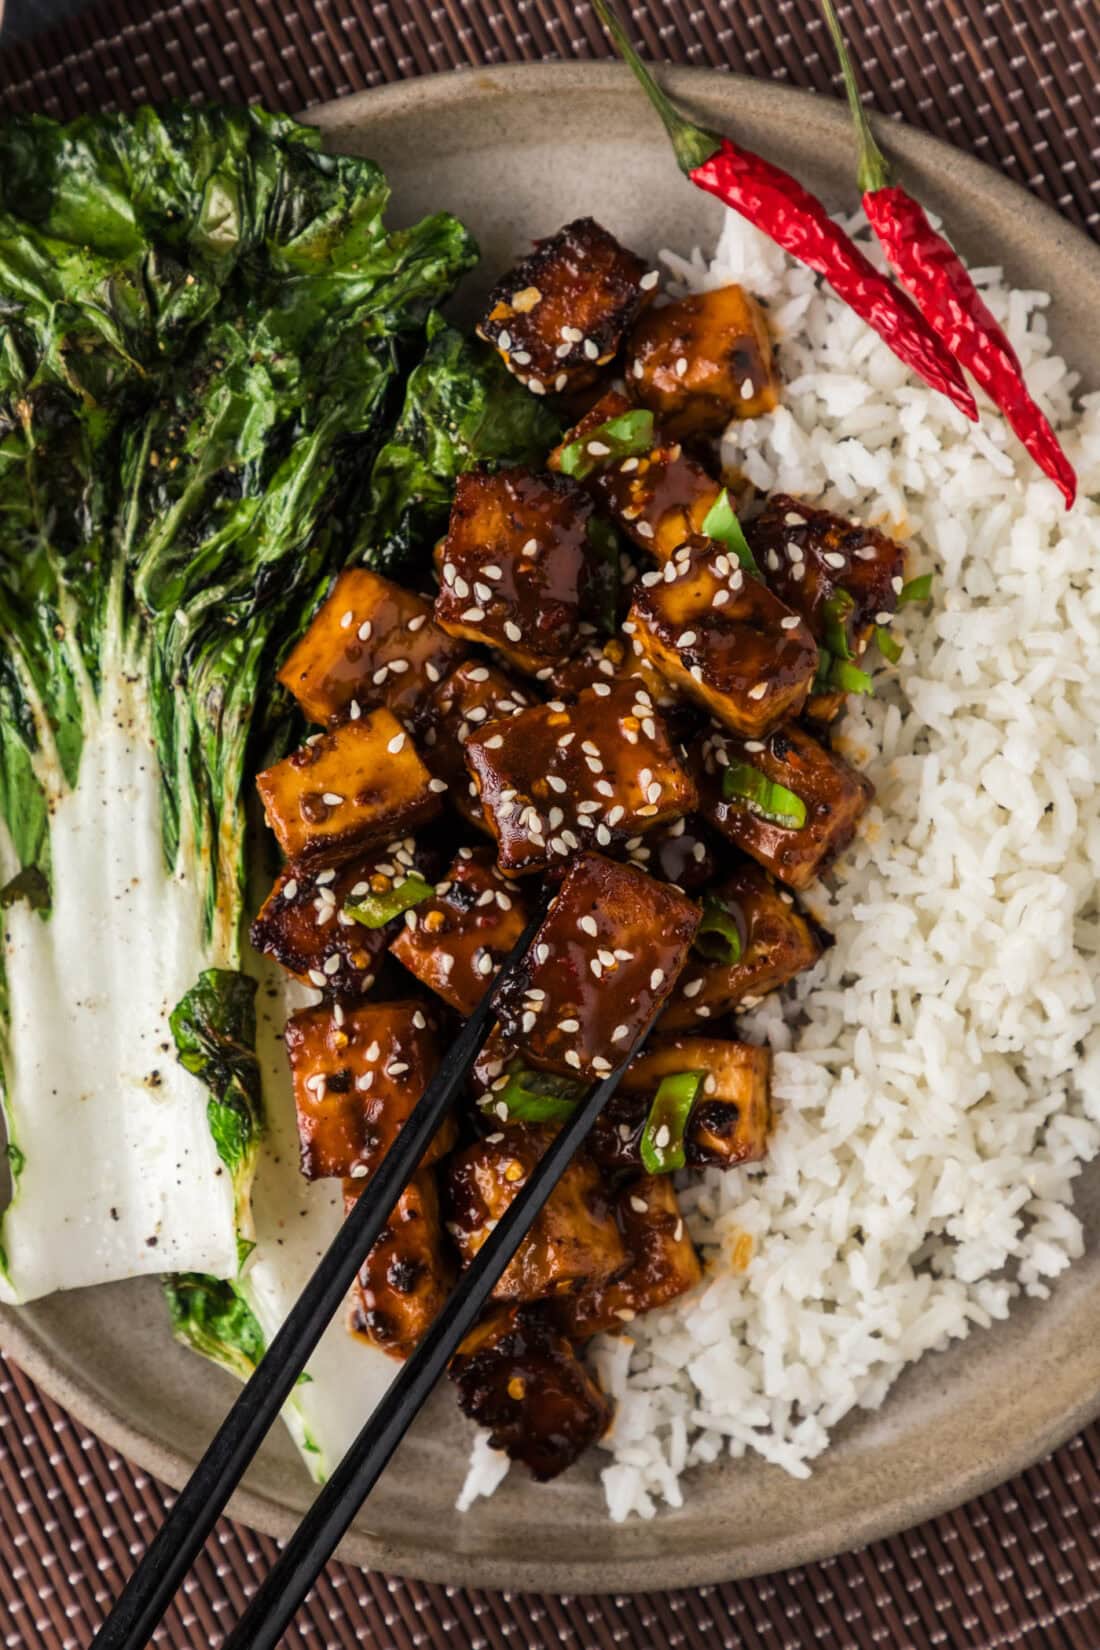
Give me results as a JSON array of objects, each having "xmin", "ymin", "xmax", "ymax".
[
  {"xmin": 829, "ymin": 658, "xmax": 874, "ymax": 695},
  {"xmin": 483, "ymin": 1066, "xmax": 588, "ymax": 1124},
  {"xmin": 898, "ymin": 573, "xmax": 933, "ymax": 605},
  {"xmin": 640, "ymin": 1070, "xmax": 705, "ymax": 1174},
  {"xmin": 558, "ymin": 409, "xmax": 656, "ymax": 480},
  {"xmin": 701, "ymin": 488, "xmax": 759, "ymax": 575},
  {"xmin": 695, "ymin": 897, "xmax": 743, "ymax": 965},
  {"xmin": 822, "ymin": 589, "xmax": 855, "ymax": 660},
  {"xmin": 344, "ymin": 873, "xmax": 434, "ymax": 929},
  {"xmin": 721, "ymin": 760, "xmax": 807, "ymax": 829},
  {"xmin": 875, "ymin": 625, "xmax": 903, "ymax": 664}
]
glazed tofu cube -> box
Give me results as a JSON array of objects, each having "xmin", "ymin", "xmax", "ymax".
[
  {"xmin": 620, "ymin": 1036, "xmax": 772, "ymax": 1168},
  {"xmin": 626, "ymin": 284, "xmax": 779, "ymax": 437},
  {"xmin": 696, "ymin": 722, "xmax": 873, "ymax": 891},
  {"xmin": 477, "ymin": 218, "xmax": 652, "ymax": 397},
  {"xmin": 389, "ymin": 846, "xmax": 531, "ymax": 1017},
  {"xmin": 434, "ymin": 467, "xmax": 595, "ymax": 674},
  {"xmin": 423, "ymin": 660, "xmax": 534, "ymax": 828},
  {"xmin": 493, "ymin": 853, "xmax": 700, "ymax": 1081},
  {"xmin": 562, "ymin": 1176, "xmax": 702, "ymax": 1340},
  {"xmin": 747, "ymin": 494, "xmax": 906, "ymax": 662},
  {"xmin": 256, "ymin": 711, "xmax": 442, "ymax": 864},
  {"xmin": 347, "ymin": 1169, "xmax": 455, "ymax": 1361},
  {"xmin": 449, "ymin": 1303, "xmax": 612, "ymax": 1481},
  {"xmin": 549, "ymin": 389, "xmax": 722, "ymax": 562},
  {"xmin": 629, "ymin": 538, "xmax": 818, "ymax": 738},
  {"xmin": 660, "ymin": 859, "xmax": 824, "ymax": 1029},
  {"xmin": 464, "ymin": 679, "xmax": 697, "ymax": 877},
  {"xmin": 250, "ymin": 845, "xmax": 427, "ymax": 1000},
  {"xmin": 285, "ymin": 1001, "xmax": 454, "ymax": 1181},
  {"xmin": 443, "ymin": 1124, "xmax": 626, "ymax": 1301},
  {"xmin": 542, "ymin": 633, "xmax": 678, "ymax": 711},
  {"xmin": 276, "ymin": 569, "xmax": 467, "ymax": 729}
]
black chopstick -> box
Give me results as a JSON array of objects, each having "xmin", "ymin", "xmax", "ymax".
[
  {"xmin": 222, "ymin": 1031, "xmax": 646, "ymax": 1650},
  {"xmin": 91, "ymin": 901, "xmax": 547, "ymax": 1650}
]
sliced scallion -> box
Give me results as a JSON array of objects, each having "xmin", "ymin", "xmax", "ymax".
[
  {"xmin": 721, "ymin": 760, "xmax": 807, "ymax": 829},
  {"xmin": 344, "ymin": 872, "xmax": 434, "ymax": 929},
  {"xmin": 822, "ymin": 589, "xmax": 855, "ymax": 660},
  {"xmin": 829, "ymin": 658, "xmax": 874, "ymax": 695},
  {"xmin": 640, "ymin": 1070, "xmax": 704, "ymax": 1174},
  {"xmin": 558, "ymin": 408, "xmax": 656, "ymax": 480},
  {"xmin": 695, "ymin": 898, "xmax": 743, "ymax": 965},
  {"xmin": 483, "ymin": 1066, "xmax": 588, "ymax": 1124},
  {"xmin": 701, "ymin": 487, "xmax": 759, "ymax": 575},
  {"xmin": 898, "ymin": 573, "xmax": 933, "ymax": 605},
  {"xmin": 875, "ymin": 625, "xmax": 903, "ymax": 664}
]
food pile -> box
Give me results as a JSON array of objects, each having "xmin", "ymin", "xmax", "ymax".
[{"xmin": 253, "ymin": 217, "xmax": 923, "ymax": 1479}]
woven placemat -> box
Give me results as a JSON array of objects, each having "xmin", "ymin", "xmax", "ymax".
[{"xmin": 1, "ymin": 3, "xmax": 1098, "ymax": 1647}]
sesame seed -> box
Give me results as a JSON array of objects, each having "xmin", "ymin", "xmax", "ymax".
[
  {"xmin": 583, "ymin": 339, "xmax": 599, "ymax": 360},
  {"xmin": 495, "ymin": 1100, "xmax": 509, "ymax": 1120},
  {"xmin": 440, "ymin": 954, "xmax": 455, "ymax": 976},
  {"xmin": 349, "ymin": 1162, "xmax": 369, "ymax": 1179},
  {"xmin": 282, "ymin": 878, "xmax": 299, "ymax": 901},
  {"xmin": 504, "ymin": 620, "xmax": 522, "ymax": 642},
  {"xmin": 483, "ymin": 734, "xmax": 504, "ymax": 749},
  {"xmin": 522, "ymin": 538, "xmax": 539, "ymax": 557},
  {"xmin": 780, "ymin": 615, "xmax": 801, "ymax": 630},
  {"xmin": 547, "ymin": 774, "xmax": 568, "ymax": 794},
  {"xmin": 587, "ymin": 440, "xmax": 612, "ymax": 458},
  {"xmin": 696, "ymin": 1005, "xmax": 712, "ymax": 1018},
  {"xmin": 650, "ymin": 968, "xmax": 665, "ymax": 990},
  {"xmin": 349, "ymin": 699, "xmax": 362, "ymax": 721},
  {"xmin": 474, "ymin": 582, "xmax": 492, "ymax": 604},
  {"xmin": 498, "ymin": 329, "xmax": 513, "ymax": 351},
  {"xmin": 428, "ymin": 777, "xmax": 449, "ymax": 793},
  {"xmin": 389, "ymin": 659, "xmax": 410, "ymax": 674},
  {"xmin": 784, "ymin": 512, "xmax": 804, "ymax": 526},
  {"xmin": 340, "ymin": 609, "xmax": 354, "ymax": 629},
  {"xmin": 823, "ymin": 551, "xmax": 847, "ymax": 570},
  {"xmin": 674, "ymin": 356, "xmax": 688, "ymax": 377},
  {"xmin": 453, "ymin": 575, "xmax": 470, "ymax": 599},
  {"xmin": 641, "ymin": 570, "xmax": 661, "ymax": 588},
  {"xmin": 683, "ymin": 977, "xmax": 704, "ymax": 998},
  {"xmin": 307, "ymin": 969, "xmax": 326, "ymax": 987},
  {"xmin": 590, "ymin": 959, "xmax": 603, "ymax": 978},
  {"xmin": 528, "ymin": 377, "xmax": 546, "ymax": 395},
  {"xmin": 425, "ymin": 661, "xmax": 441, "ymax": 683},
  {"xmin": 876, "ymin": 610, "xmax": 894, "ymax": 625},
  {"xmin": 555, "ymin": 373, "xmax": 568, "ymax": 391},
  {"xmin": 663, "ymin": 561, "xmax": 677, "ymax": 583},
  {"xmin": 477, "ymin": 953, "xmax": 494, "ymax": 976},
  {"xmin": 536, "ymin": 944, "xmax": 550, "ymax": 964},
  {"xmin": 525, "ymin": 987, "xmax": 545, "ymax": 1000},
  {"xmin": 322, "ymin": 792, "xmax": 344, "ymax": 806},
  {"xmin": 322, "ymin": 953, "xmax": 341, "ymax": 977},
  {"xmin": 562, "ymin": 325, "xmax": 583, "ymax": 342},
  {"xmin": 646, "ymin": 781, "xmax": 662, "ymax": 804},
  {"xmin": 592, "ymin": 1056, "xmax": 612, "ymax": 1074},
  {"xmin": 565, "ymin": 1050, "xmax": 582, "ymax": 1070},
  {"xmin": 461, "ymin": 606, "xmax": 486, "ymax": 623},
  {"xmin": 767, "ymin": 550, "xmax": 780, "ymax": 572},
  {"xmin": 512, "ymin": 350, "xmax": 531, "ymax": 365},
  {"xmin": 655, "ymin": 1124, "xmax": 671, "ymax": 1149},
  {"xmin": 408, "ymin": 615, "xmax": 426, "ymax": 632},
  {"xmin": 403, "ymin": 910, "xmax": 418, "ymax": 931},
  {"xmin": 792, "ymin": 562, "xmax": 806, "ymax": 582},
  {"xmin": 387, "ymin": 732, "xmax": 406, "ymax": 754},
  {"xmin": 678, "ymin": 630, "xmax": 697, "ymax": 648},
  {"xmin": 748, "ymin": 682, "xmax": 768, "ymax": 700},
  {"xmin": 788, "ymin": 542, "xmax": 804, "ymax": 562},
  {"xmin": 621, "ymin": 456, "xmax": 640, "ymax": 474},
  {"xmin": 365, "ymin": 1040, "xmax": 381, "ymax": 1061},
  {"xmin": 371, "ymin": 666, "xmax": 389, "ymax": 685},
  {"xmin": 357, "ymin": 619, "xmax": 373, "ymax": 642},
  {"xmin": 892, "ymin": 575, "xmax": 904, "ymax": 594},
  {"xmin": 477, "ymin": 889, "xmax": 496, "ymax": 907},
  {"xmin": 522, "ymin": 1011, "xmax": 537, "ymax": 1033},
  {"xmin": 555, "ymin": 342, "xmax": 571, "ymax": 359},
  {"xmin": 690, "ymin": 665, "xmax": 704, "ymax": 683},
  {"xmin": 636, "ymin": 522, "xmax": 655, "ymax": 540},
  {"xmin": 387, "ymin": 1060, "xmax": 409, "ymax": 1077},
  {"xmin": 630, "ymin": 1196, "xmax": 649, "ymax": 1214}
]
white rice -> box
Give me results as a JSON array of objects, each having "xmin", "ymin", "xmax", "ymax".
[{"xmin": 462, "ymin": 208, "xmax": 1100, "ymax": 1519}]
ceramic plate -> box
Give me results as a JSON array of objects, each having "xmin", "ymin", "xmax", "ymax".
[{"xmin": 2, "ymin": 63, "xmax": 1098, "ymax": 1593}]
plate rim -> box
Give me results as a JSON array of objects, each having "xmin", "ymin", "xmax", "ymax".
[{"xmin": 3, "ymin": 59, "xmax": 1099, "ymax": 1594}]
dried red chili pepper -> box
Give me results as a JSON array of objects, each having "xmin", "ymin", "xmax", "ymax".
[
  {"xmin": 591, "ymin": 0, "xmax": 977, "ymax": 423},
  {"xmin": 820, "ymin": 0, "xmax": 1076, "ymax": 508}
]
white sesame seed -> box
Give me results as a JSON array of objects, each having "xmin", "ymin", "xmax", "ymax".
[
  {"xmin": 748, "ymin": 682, "xmax": 768, "ymax": 700},
  {"xmin": 452, "ymin": 575, "xmax": 470, "ymax": 599},
  {"xmin": 528, "ymin": 377, "xmax": 546, "ymax": 395},
  {"xmin": 357, "ymin": 619, "xmax": 373, "ymax": 642},
  {"xmin": 522, "ymin": 538, "xmax": 539, "ymax": 557},
  {"xmin": 876, "ymin": 610, "xmax": 894, "ymax": 625},
  {"xmin": 322, "ymin": 792, "xmax": 344, "ymax": 806},
  {"xmin": 591, "ymin": 682, "xmax": 611, "ymax": 698},
  {"xmin": 555, "ymin": 373, "xmax": 568, "ymax": 391},
  {"xmin": 387, "ymin": 732, "xmax": 406, "ymax": 754},
  {"xmin": 546, "ymin": 774, "xmax": 568, "ymax": 794},
  {"xmin": 678, "ymin": 630, "xmax": 697, "ymax": 648},
  {"xmin": 565, "ymin": 1050, "xmax": 582, "ymax": 1070},
  {"xmin": 408, "ymin": 615, "xmax": 426, "ymax": 632},
  {"xmin": 340, "ymin": 609, "xmax": 354, "ymax": 630},
  {"xmin": 461, "ymin": 606, "xmax": 486, "ymax": 623},
  {"xmin": 636, "ymin": 522, "xmax": 655, "ymax": 540},
  {"xmin": 521, "ymin": 1011, "xmax": 537, "ymax": 1033},
  {"xmin": 428, "ymin": 777, "xmax": 449, "ymax": 794},
  {"xmin": 536, "ymin": 944, "xmax": 550, "ymax": 964},
  {"xmin": 646, "ymin": 781, "xmax": 662, "ymax": 804},
  {"xmin": 389, "ymin": 659, "xmax": 410, "ymax": 674},
  {"xmin": 590, "ymin": 958, "xmax": 603, "ymax": 978},
  {"xmin": 592, "ymin": 1056, "xmax": 612, "ymax": 1074},
  {"xmin": 307, "ymin": 969, "xmax": 326, "ymax": 987},
  {"xmin": 792, "ymin": 562, "xmax": 806, "ymax": 582},
  {"xmin": 555, "ymin": 342, "xmax": 571, "ymax": 359},
  {"xmin": 498, "ymin": 329, "xmax": 512, "ymax": 351},
  {"xmin": 512, "ymin": 350, "xmax": 530, "ymax": 364},
  {"xmin": 282, "ymin": 878, "xmax": 299, "ymax": 901},
  {"xmin": 583, "ymin": 339, "xmax": 600, "ymax": 360},
  {"xmin": 767, "ymin": 550, "xmax": 780, "ymax": 572},
  {"xmin": 674, "ymin": 356, "xmax": 688, "ymax": 378},
  {"xmin": 425, "ymin": 661, "xmax": 441, "ymax": 683},
  {"xmin": 630, "ymin": 1196, "xmax": 649, "ymax": 1214},
  {"xmin": 562, "ymin": 325, "xmax": 583, "ymax": 342},
  {"xmin": 477, "ymin": 953, "xmax": 494, "ymax": 976},
  {"xmin": 649, "ymin": 968, "xmax": 665, "ymax": 991},
  {"xmin": 824, "ymin": 551, "xmax": 847, "ymax": 570},
  {"xmin": 587, "ymin": 440, "xmax": 611, "ymax": 457},
  {"xmin": 780, "ymin": 615, "xmax": 801, "ymax": 630},
  {"xmin": 503, "ymin": 620, "xmax": 522, "ymax": 642},
  {"xmin": 655, "ymin": 1124, "xmax": 671, "ymax": 1148},
  {"xmin": 349, "ymin": 1162, "xmax": 369, "ymax": 1179},
  {"xmin": 892, "ymin": 575, "xmax": 904, "ymax": 594},
  {"xmin": 683, "ymin": 977, "xmax": 704, "ymax": 999},
  {"xmin": 387, "ymin": 1060, "xmax": 409, "ymax": 1077},
  {"xmin": 474, "ymin": 582, "xmax": 492, "ymax": 604}
]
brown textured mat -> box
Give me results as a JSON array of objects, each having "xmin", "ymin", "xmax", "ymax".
[{"xmin": 0, "ymin": 2, "xmax": 1099, "ymax": 1647}]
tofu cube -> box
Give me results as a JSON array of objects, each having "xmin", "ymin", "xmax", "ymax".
[
  {"xmin": 562, "ymin": 1176, "xmax": 702, "ymax": 1340},
  {"xmin": 629, "ymin": 538, "xmax": 818, "ymax": 738},
  {"xmin": 433, "ymin": 467, "xmax": 595, "ymax": 674},
  {"xmin": 747, "ymin": 494, "xmax": 907, "ymax": 662},
  {"xmin": 477, "ymin": 217, "xmax": 652, "ymax": 397},
  {"xmin": 443, "ymin": 1124, "xmax": 627, "ymax": 1301},
  {"xmin": 449, "ymin": 1303, "xmax": 612, "ymax": 1481},
  {"xmin": 659, "ymin": 859, "xmax": 824, "ymax": 1029},
  {"xmin": 285, "ymin": 1000, "xmax": 454, "ymax": 1181},
  {"xmin": 542, "ymin": 633, "xmax": 678, "ymax": 711},
  {"xmin": 389, "ymin": 846, "xmax": 531, "ymax": 1017},
  {"xmin": 276, "ymin": 568, "xmax": 467, "ymax": 729},
  {"xmin": 464, "ymin": 679, "xmax": 697, "ymax": 877},
  {"xmin": 696, "ymin": 722, "xmax": 873, "ymax": 890},
  {"xmin": 347, "ymin": 1169, "xmax": 455, "ymax": 1361},
  {"xmin": 255, "ymin": 711, "xmax": 441, "ymax": 864},
  {"xmin": 422, "ymin": 660, "xmax": 535, "ymax": 829},
  {"xmin": 549, "ymin": 389, "xmax": 722, "ymax": 561},
  {"xmin": 619, "ymin": 1036, "xmax": 772, "ymax": 1168},
  {"xmin": 250, "ymin": 843, "xmax": 427, "ymax": 1000},
  {"xmin": 626, "ymin": 284, "xmax": 779, "ymax": 437},
  {"xmin": 493, "ymin": 852, "xmax": 700, "ymax": 1081}
]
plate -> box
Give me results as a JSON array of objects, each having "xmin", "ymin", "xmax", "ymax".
[{"xmin": 2, "ymin": 63, "xmax": 1099, "ymax": 1593}]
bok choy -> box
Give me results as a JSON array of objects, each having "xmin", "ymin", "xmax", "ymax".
[{"xmin": 0, "ymin": 105, "xmax": 475, "ymax": 1300}]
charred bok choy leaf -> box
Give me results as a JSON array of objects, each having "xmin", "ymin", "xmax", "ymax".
[{"xmin": 0, "ymin": 105, "xmax": 476, "ymax": 1302}]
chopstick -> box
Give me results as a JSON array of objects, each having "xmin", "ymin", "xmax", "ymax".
[
  {"xmin": 91, "ymin": 900, "xmax": 547, "ymax": 1650},
  {"xmin": 221, "ymin": 1032, "xmax": 646, "ymax": 1650}
]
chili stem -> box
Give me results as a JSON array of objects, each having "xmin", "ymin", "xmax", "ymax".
[
  {"xmin": 591, "ymin": 0, "xmax": 719, "ymax": 174},
  {"xmin": 818, "ymin": 0, "xmax": 891, "ymax": 194}
]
